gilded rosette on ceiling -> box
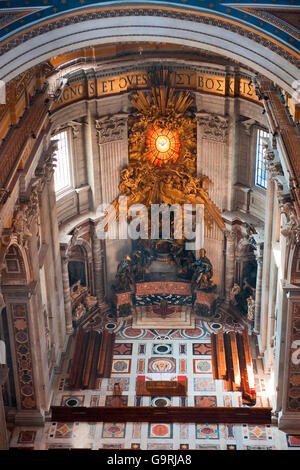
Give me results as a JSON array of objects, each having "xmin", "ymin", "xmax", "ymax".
[{"xmin": 110, "ymin": 68, "xmax": 224, "ymax": 231}]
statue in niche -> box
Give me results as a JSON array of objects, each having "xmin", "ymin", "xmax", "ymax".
[
  {"xmin": 12, "ymin": 208, "xmax": 32, "ymax": 245},
  {"xmin": 230, "ymin": 283, "xmax": 241, "ymax": 306},
  {"xmin": 234, "ymin": 260, "xmax": 257, "ymax": 315},
  {"xmin": 191, "ymin": 249, "xmax": 214, "ymax": 291}
]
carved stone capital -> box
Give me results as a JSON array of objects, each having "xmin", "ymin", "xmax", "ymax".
[
  {"xmin": 224, "ymin": 229, "xmax": 237, "ymax": 242},
  {"xmin": 254, "ymin": 242, "xmax": 264, "ymax": 262},
  {"xmin": 95, "ymin": 114, "xmax": 128, "ymax": 144},
  {"xmin": 35, "ymin": 140, "xmax": 58, "ymax": 185},
  {"xmin": 196, "ymin": 112, "xmax": 229, "ymax": 142},
  {"xmin": 267, "ymin": 161, "xmax": 284, "ymax": 178}
]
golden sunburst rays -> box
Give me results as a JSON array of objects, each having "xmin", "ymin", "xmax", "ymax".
[
  {"xmin": 129, "ymin": 68, "xmax": 194, "ymax": 118},
  {"xmin": 102, "ymin": 68, "xmax": 224, "ymax": 234}
]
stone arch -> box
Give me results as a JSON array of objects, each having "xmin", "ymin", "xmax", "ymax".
[
  {"xmin": 0, "ymin": 10, "xmax": 298, "ymax": 95},
  {"xmin": 0, "ymin": 241, "xmax": 32, "ymax": 288},
  {"xmin": 287, "ymin": 243, "xmax": 300, "ymax": 286}
]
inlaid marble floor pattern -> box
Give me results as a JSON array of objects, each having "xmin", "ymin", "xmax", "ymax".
[{"xmin": 8, "ymin": 318, "xmax": 300, "ymax": 450}]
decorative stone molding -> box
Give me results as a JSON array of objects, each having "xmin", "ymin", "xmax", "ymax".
[
  {"xmin": 35, "ymin": 140, "xmax": 58, "ymax": 186},
  {"xmin": 53, "ymin": 121, "xmax": 82, "ymax": 139},
  {"xmin": 196, "ymin": 112, "xmax": 229, "ymax": 142},
  {"xmin": 0, "ymin": 9, "xmax": 297, "ymax": 68},
  {"xmin": 241, "ymin": 118, "xmax": 257, "ymax": 136},
  {"xmin": 95, "ymin": 114, "xmax": 128, "ymax": 144}
]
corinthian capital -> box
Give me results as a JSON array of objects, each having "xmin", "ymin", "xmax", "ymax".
[
  {"xmin": 224, "ymin": 229, "xmax": 237, "ymax": 242},
  {"xmin": 95, "ymin": 114, "xmax": 128, "ymax": 144},
  {"xmin": 196, "ymin": 112, "xmax": 229, "ymax": 142}
]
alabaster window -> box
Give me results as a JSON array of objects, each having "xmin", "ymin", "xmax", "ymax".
[
  {"xmin": 51, "ymin": 129, "xmax": 72, "ymax": 195},
  {"xmin": 255, "ymin": 129, "xmax": 269, "ymax": 190}
]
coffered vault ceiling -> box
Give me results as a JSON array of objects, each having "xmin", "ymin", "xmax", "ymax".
[{"xmin": 0, "ymin": 1, "xmax": 299, "ymax": 94}]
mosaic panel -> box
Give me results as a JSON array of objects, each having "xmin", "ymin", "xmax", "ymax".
[
  {"xmin": 196, "ymin": 424, "xmax": 219, "ymax": 439},
  {"xmin": 102, "ymin": 423, "xmax": 126, "ymax": 438},
  {"xmin": 105, "ymin": 395, "xmax": 128, "ymax": 407},
  {"xmin": 60, "ymin": 395, "xmax": 84, "ymax": 407},
  {"xmin": 148, "ymin": 423, "xmax": 173, "ymax": 438},
  {"xmin": 287, "ymin": 435, "xmax": 300, "ymax": 447},
  {"xmin": 54, "ymin": 423, "xmax": 74, "ymax": 439},
  {"xmin": 193, "ymin": 358, "xmax": 212, "ymax": 374},
  {"xmin": 17, "ymin": 431, "xmax": 36, "ymax": 444},
  {"xmin": 106, "ymin": 378, "xmax": 130, "ymax": 391},
  {"xmin": 90, "ymin": 395, "xmax": 100, "ymax": 406},
  {"xmin": 113, "ymin": 343, "xmax": 133, "ymax": 356},
  {"xmin": 152, "ymin": 343, "xmax": 173, "ymax": 355},
  {"xmin": 242, "ymin": 424, "xmax": 272, "ymax": 441},
  {"xmin": 287, "ymin": 303, "xmax": 300, "ymax": 412},
  {"xmin": 111, "ymin": 359, "xmax": 131, "ymax": 374},
  {"xmin": 137, "ymin": 359, "xmax": 145, "ymax": 373},
  {"xmin": 193, "ymin": 377, "xmax": 216, "ymax": 392},
  {"xmin": 193, "ymin": 343, "xmax": 211, "ymax": 356},
  {"xmin": 148, "ymin": 357, "xmax": 176, "ymax": 373},
  {"xmin": 147, "ymin": 444, "xmax": 173, "ymax": 450},
  {"xmin": 194, "ymin": 395, "xmax": 217, "ymax": 407},
  {"xmin": 11, "ymin": 303, "xmax": 36, "ymax": 410}
]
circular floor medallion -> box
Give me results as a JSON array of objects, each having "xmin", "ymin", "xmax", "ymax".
[
  {"xmin": 151, "ymin": 397, "xmax": 171, "ymax": 407},
  {"xmin": 153, "ymin": 344, "xmax": 172, "ymax": 355},
  {"xmin": 65, "ymin": 397, "xmax": 81, "ymax": 407},
  {"xmin": 211, "ymin": 323, "xmax": 222, "ymax": 330}
]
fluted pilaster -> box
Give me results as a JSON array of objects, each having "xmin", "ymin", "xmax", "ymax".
[
  {"xmin": 254, "ymin": 244, "xmax": 264, "ymax": 334},
  {"xmin": 61, "ymin": 254, "xmax": 74, "ymax": 335},
  {"xmin": 224, "ymin": 230, "xmax": 237, "ymax": 302},
  {"xmin": 91, "ymin": 226, "xmax": 105, "ymax": 304},
  {"xmin": 95, "ymin": 114, "xmax": 129, "ymax": 205}
]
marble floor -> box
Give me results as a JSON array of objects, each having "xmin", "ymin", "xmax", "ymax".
[{"xmin": 7, "ymin": 315, "xmax": 300, "ymax": 450}]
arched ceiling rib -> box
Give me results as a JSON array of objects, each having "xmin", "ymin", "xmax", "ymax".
[{"xmin": 0, "ymin": 2, "xmax": 299, "ymax": 95}]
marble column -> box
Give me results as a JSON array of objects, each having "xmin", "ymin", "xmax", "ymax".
[
  {"xmin": 91, "ymin": 226, "xmax": 105, "ymax": 305},
  {"xmin": 0, "ymin": 366, "xmax": 9, "ymax": 450},
  {"xmin": 224, "ymin": 230, "xmax": 237, "ymax": 302},
  {"xmin": 254, "ymin": 243, "xmax": 264, "ymax": 334},
  {"xmin": 61, "ymin": 254, "xmax": 73, "ymax": 335}
]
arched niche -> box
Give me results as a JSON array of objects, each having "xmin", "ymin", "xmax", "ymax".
[
  {"xmin": 1, "ymin": 244, "xmax": 31, "ymax": 287},
  {"xmin": 68, "ymin": 245, "xmax": 88, "ymax": 288}
]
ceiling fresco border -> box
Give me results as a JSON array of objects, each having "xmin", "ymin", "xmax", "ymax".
[{"xmin": 0, "ymin": 2, "xmax": 299, "ymax": 59}]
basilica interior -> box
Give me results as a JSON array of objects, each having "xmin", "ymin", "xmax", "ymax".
[{"xmin": 0, "ymin": 0, "xmax": 300, "ymax": 451}]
